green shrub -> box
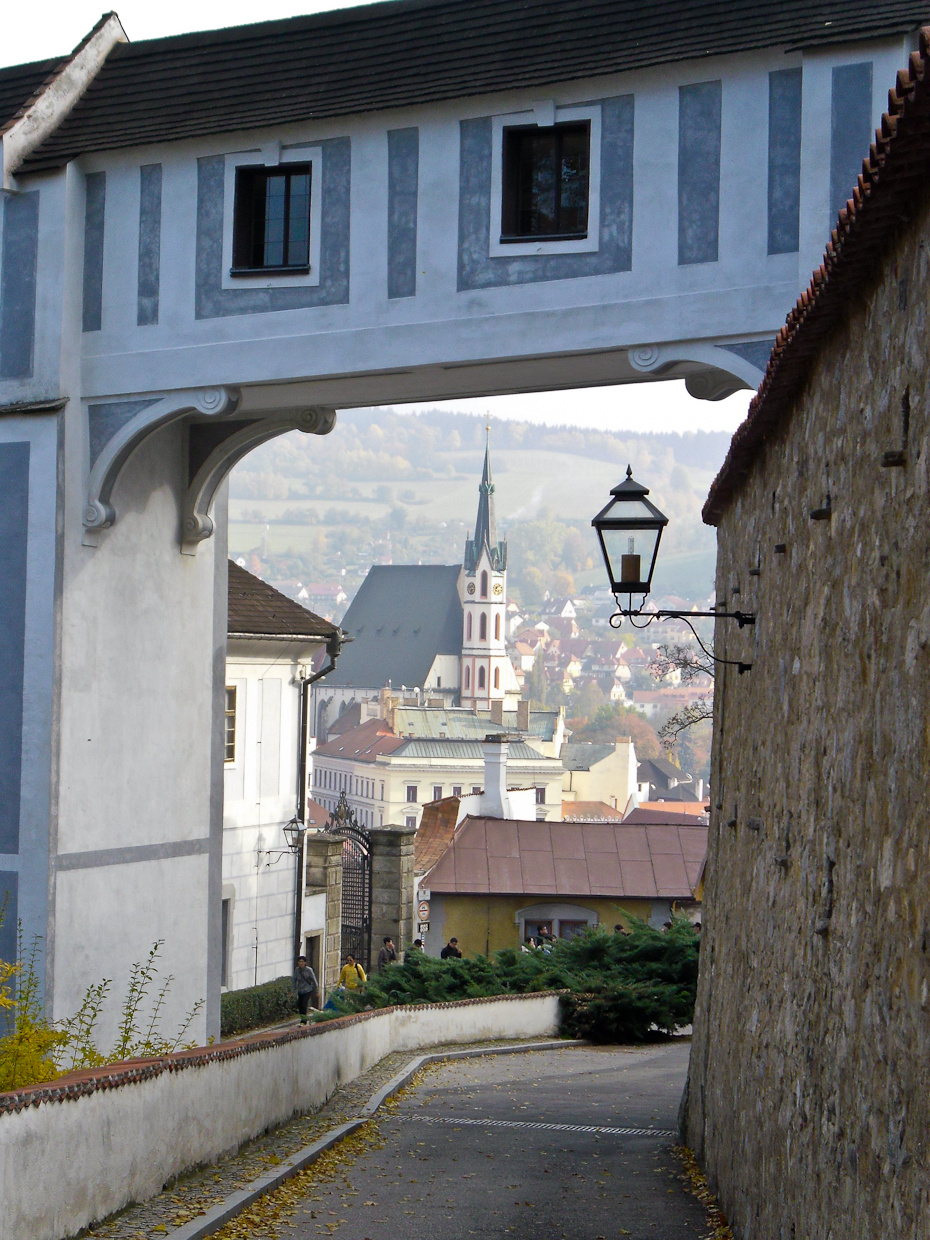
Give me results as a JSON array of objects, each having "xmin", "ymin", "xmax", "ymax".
[
  {"xmin": 220, "ymin": 976, "xmax": 296, "ymax": 1037},
  {"xmin": 313, "ymin": 917, "xmax": 700, "ymax": 1043}
]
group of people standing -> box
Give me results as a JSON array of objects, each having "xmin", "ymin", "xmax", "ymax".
[{"xmin": 292, "ymin": 933, "xmax": 465, "ymax": 1021}]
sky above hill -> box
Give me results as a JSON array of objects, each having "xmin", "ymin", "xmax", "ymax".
[{"xmin": 6, "ymin": 0, "xmax": 755, "ymax": 436}]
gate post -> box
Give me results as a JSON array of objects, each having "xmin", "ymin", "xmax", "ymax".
[
  {"xmin": 368, "ymin": 824, "xmax": 417, "ymax": 957},
  {"xmin": 303, "ymin": 833, "xmax": 343, "ymax": 995}
]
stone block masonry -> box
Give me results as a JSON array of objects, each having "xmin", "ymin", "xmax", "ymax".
[
  {"xmin": 685, "ymin": 180, "xmax": 930, "ymax": 1237},
  {"xmin": 0, "ymin": 992, "xmax": 561, "ymax": 1240}
]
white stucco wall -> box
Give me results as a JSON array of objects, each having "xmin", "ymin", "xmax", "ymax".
[{"xmin": 0, "ymin": 993, "xmax": 561, "ymax": 1240}]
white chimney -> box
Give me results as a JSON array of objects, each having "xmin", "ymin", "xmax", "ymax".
[{"xmin": 480, "ymin": 734, "xmax": 510, "ymax": 818}]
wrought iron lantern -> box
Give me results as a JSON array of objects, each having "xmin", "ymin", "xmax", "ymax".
[
  {"xmin": 593, "ymin": 465, "xmax": 756, "ymax": 671},
  {"xmin": 282, "ymin": 816, "xmax": 305, "ymax": 854},
  {"xmin": 591, "ymin": 466, "xmax": 668, "ymax": 596}
]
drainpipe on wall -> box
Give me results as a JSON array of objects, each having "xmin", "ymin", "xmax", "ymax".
[{"xmin": 292, "ymin": 629, "xmax": 346, "ymax": 971}]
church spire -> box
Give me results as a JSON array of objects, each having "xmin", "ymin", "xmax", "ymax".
[{"xmin": 464, "ymin": 426, "xmax": 507, "ymax": 571}]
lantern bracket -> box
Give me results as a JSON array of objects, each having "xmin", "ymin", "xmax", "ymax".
[{"xmin": 609, "ymin": 597, "xmax": 756, "ymax": 674}]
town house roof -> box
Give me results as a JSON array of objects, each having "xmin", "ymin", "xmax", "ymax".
[
  {"xmin": 425, "ymin": 815, "xmax": 707, "ymax": 899},
  {"xmin": 227, "ymin": 561, "xmax": 338, "ymax": 641},
  {"xmin": 705, "ymin": 25, "xmax": 930, "ymax": 524},
  {"xmin": 12, "ymin": 0, "xmax": 927, "ymax": 172}
]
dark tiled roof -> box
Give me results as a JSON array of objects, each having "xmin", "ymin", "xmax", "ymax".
[
  {"xmin": 325, "ymin": 564, "xmax": 462, "ymax": 689},
  {"xmin": 705, "ymin": 27, "xmax": 930, "ymax": 524},
  {"xmin": 0, "ymin": 57, "xmax": 61, "ymax": 130},
  {"xmin": 19, "ymin": 0, "xmax": 928, "ymax": 171},
  {"xmin": 425, "ymin": 815, "xmax": 707, "ymax": 898},
  {"xmin": 227, "ymin": 561, "xmax": 338, "ymax": 640}
]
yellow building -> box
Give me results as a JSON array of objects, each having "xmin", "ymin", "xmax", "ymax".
[{"xmin": 416, "ymin": 813, "xmax": 706, "ymax": 958}]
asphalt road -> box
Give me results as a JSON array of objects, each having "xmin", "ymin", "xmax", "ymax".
[{"xmin": 287, "ymin": 1041, "xmax": 708, "ymax": 1239}]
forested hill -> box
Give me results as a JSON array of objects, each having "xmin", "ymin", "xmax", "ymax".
[{"xmin": 229, "ymin": 407, "xmax": 733, "ymax": 605}]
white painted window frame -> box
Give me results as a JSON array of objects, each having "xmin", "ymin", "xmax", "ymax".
[
  {"xmin": 222, "ymin": 142, "xmax": 323, "ymax": 290},
  {"xmin": 489, "ymin": 101, "xmax": 602, "ymax": 258}
]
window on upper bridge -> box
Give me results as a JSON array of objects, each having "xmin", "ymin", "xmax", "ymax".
[
  {"xmin": 501, "ymin": 122, "xmax": 589, "ymax": 242},
  {"xmin": 233, "ymin": 164, "xmax": 312, "ymax": 273}
]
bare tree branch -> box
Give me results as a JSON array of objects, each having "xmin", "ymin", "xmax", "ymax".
[
  {"xmin": 649, "ymin": 642, "xmax": 715, "ymax": 682},
  {"xmin": 658, "ymin": 697, "xmax": 714, "ymax": 747}
]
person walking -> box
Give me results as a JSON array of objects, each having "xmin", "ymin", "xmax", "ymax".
[
  {"xmin": 293, "ymin": 955, "xmax": 319, "ymax": 1023},
  {"xmin": 405, "ymin": 938, "xmax": 423, "ymax": 961},
  {"xmin": 337, "ymin": 954, "xmax": 367, "ymax": 990},
  {"xmin": 440, "ymin": 937, "xmax": 462, "ymax": 959},
  {"xmin": 376, "ymin": 936, "xmax": 398, "ymax": 972}
]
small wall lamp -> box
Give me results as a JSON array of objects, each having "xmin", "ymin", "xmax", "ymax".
[{"xmin": 592, "ymin": 466, "xmax": 755, "ymax": 671}]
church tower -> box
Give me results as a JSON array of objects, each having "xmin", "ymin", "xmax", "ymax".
[{"xmin": 460, "ymin": 431, "xmax": 515, "ymax": 709}]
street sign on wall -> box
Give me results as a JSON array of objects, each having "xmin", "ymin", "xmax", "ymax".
[
  {"xmin": 418, "ymin": 922, "xmax": 430, "ymax": 934},
  {"xmin": 417, "ymin": 900, "xmax": 430, "ymax": 921}
]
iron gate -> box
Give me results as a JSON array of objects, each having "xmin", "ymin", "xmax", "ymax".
[{"xmin": 324, "ymin": 791, "xmax": 372, "ymax": 972}]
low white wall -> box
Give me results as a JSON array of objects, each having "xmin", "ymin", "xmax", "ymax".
[{"xmin": 0, "ymin": 993, "xmax": 561, "ymax": 1240}]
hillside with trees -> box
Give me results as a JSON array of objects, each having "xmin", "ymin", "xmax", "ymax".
[{"xmin": 229, "ymin": 406, "xmax": 730, "ymax": 607}]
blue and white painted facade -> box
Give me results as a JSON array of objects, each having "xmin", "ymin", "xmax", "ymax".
[{"xmin": 0, "ymin": 17, "xmax": 912, "ymax": 1040}]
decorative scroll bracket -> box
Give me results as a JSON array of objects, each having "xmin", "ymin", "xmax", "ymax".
[
  {"xmin": 628, "ymin": 343, "xmax": 766, "ymax": 400},
  {"xmin": 84, "ymin": 387, "xmax": 240, "ymax": 535},
  {"xmin": 181, "ymin": 405, "xmax": 337, "ymax": 554}
]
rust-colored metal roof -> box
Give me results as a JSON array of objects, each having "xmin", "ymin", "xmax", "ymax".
[
  {"xmin": 425, "ymin": 816, "xmax": 706, "ymax": 898},
  {"xmin": 705, "ymin": 27, "xmax": 930, "ymax": 525},
  {"xmin": 228, "ymin": 561, "xmax": 338, "ymax": 641}
]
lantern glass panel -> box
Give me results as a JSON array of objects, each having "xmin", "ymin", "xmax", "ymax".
[
  {"xmin": 599, "ymin": 526, "xmax": 661, "ymax": 591},
  {"xmin": 600, "ymin": 496, "xmax": 658, "ymax": 523}
]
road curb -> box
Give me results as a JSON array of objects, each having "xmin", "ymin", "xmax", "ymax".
[{"xmin": 170, "ymin": 1038, "xmax": 586, "ymax": 1240}]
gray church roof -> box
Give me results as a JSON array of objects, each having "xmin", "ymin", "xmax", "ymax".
[
  {"xmin": 18, "ymin": 0, "xmax": 928, "ymax": 171},
  {"xmin": 325, "ymin": 564, "xmax": 462, "ymax": 689}
]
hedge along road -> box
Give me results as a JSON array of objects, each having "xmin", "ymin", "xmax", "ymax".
[{"xmin": 216, "ymin": 1041, "xmax": 711, "ymax": 1239}]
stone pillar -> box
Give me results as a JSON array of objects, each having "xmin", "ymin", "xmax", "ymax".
[
  {"xmin": 369, "ymin": 824, "xmax": 417, "ymax": 957},
  {"xmin": 303, "ymin": 833, "xmax": 343, "ymax": 993}
]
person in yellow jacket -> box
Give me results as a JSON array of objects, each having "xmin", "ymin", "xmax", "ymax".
[{"xmin": 337, "ymin": 954, "xmax": 367, "ymax": 990}]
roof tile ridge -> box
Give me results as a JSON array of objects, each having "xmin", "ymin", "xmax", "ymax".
[{"xmin": 703, "ymin": 24, "xmax": 930, "ymax": 525}]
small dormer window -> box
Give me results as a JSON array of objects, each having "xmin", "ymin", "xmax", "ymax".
[{"xmin": 233, "ymin": 164, "xmax": 311, "ymax": 273}]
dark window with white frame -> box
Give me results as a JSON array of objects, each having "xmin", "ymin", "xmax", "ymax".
[
  {"xmin": 406, "ymin": 785, "xmax": 418, "ymax": 803},
  {"xmin": 224, "ymin": 687, "xmax": 237, "ymax": 762},
  {"xmin": 501, "ymin": 122, "xmax": 590, "ymax": 241},
  {"xmin": 233, "ymin": 164, "xmax": 311, "ymax": 273},
  {"xmin": 432, "ymin": 785, "xmax": 442, "ymax": 801},
  {"xmin": 535, "ymin": 786, "xmax": 546, "ymax": 805}
]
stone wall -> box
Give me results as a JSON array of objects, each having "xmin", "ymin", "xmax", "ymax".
[{"xmin": 684, "ymin": 197, "xmax": 930, "ymax": 1236}]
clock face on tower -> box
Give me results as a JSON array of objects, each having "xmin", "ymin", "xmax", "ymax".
[
  {"xmin": 466, "ymin": 583, "xmax": 476, "ymax": 595},
  {"xmin": 492, "ymin": 583, "xmax": 503, "ymax": 596}
]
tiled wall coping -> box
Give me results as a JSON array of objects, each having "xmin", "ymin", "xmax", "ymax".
[{"xmin": 0, "ymin": 991, "xmax": 564, "ymax": 1115}]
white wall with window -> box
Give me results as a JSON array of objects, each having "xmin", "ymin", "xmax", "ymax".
[{"xmin": 224, "ymin": 639, "xmax": 328, "ymax": 993}]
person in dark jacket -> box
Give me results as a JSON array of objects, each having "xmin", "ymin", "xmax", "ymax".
[
  {"xmin": 440, "ymin": 937, "xmax": 462, "ymax": 959},
  {"xmin": 376, "ymin": 936, "xmax": 397, "ymax": 972},
  {"xmin": 293, "ymin": 955, "xmax": 319, "ymax": 1023}
]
